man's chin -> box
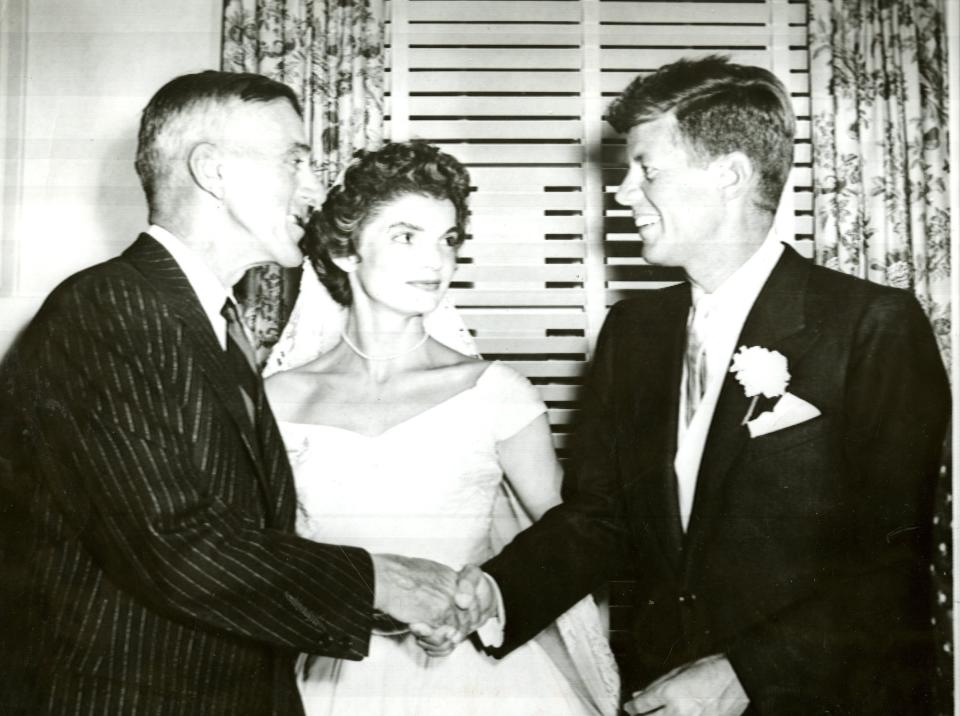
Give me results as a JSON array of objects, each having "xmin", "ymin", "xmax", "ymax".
[
  {"xmin": 638, "ymin": 237, "xmax": 665, "ymax": 266},
  {"xmin": 276, "ymin": 235, "xmax": 305, "ymax": 267}
]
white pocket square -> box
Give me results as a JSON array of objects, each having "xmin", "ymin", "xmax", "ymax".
[{"xmin": 746, "ymin": 392, "xmax": 821, "ymax": 438}]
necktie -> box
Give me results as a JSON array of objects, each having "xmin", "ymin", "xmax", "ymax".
[
  {"xmin": 221, "ymin": 299, "xmax": 260, "ymax": 425},
  {"xmin": 684, "ymin": 299, "xmax": 709, "ymax": 425}
]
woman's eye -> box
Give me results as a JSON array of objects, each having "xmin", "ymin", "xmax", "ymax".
[
  {"xmin": 392, "ymin": 232, "xmax": 414, "ymax": 244},
  {"xmin": 443, "ymin": 234, "xmax": 459, "ymax": 247}
]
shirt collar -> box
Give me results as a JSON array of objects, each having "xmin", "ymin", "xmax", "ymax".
[
  {"xmin": 147, "ymin": 224, "xmax": 233, "ymax": 348},
  {"xmin": 690, "ymin": 232, "xmax": 785, "ymax": 319}
]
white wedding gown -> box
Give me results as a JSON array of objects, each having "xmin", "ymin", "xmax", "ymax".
[{"xmin": 278, "ymin": 362, "xmax": 599, "ymax": 716}]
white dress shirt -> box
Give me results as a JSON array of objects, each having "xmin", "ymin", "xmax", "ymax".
[
  {"xmin": 147, "ymin": 225, "xmax": 234, "ymax": 350},
  {"xmin": 674, "ymin": 235, "xmax": 785, "ymax": 530}
]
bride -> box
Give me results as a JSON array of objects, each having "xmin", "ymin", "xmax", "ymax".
[{"xmin": 264, "ymin": 141, "xmax": 618, "ymax": 716}]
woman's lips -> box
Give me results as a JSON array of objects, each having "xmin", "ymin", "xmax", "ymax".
[{"xmin": 407, "ymin": 280, "xmax": 441, "ymax": 291}]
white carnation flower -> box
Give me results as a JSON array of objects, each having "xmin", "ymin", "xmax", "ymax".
[{"xmin": 729, "ymin": 346, "xmax": 790, "ymax": 398}]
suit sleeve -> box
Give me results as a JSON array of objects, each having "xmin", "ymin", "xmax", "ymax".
[
  {"xmin": 17, "ymin": 277, "xmax": 374, "ymax": 659},
  {"xmin": 726, "ymin": 290, "xmax": 950, "ymax": 709},
  {"xmin": 483, "ymin": 303, "xmax": 634, "ymax": 654}
]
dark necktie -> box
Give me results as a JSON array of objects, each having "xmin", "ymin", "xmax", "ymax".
[{"xmin": 221, "ymin": 299, "xmax": 260, "ymax": 425}]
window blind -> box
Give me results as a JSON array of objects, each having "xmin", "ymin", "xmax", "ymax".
[
  {"xmin": 385, "ymin": 0, "xmax": 811, "ymax": 654},
  {"xmin": 386, "ymin": 0, "xmax": 810, "ymax": 446}
]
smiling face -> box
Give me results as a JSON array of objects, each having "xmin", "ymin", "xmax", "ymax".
[
  {"xmin": 342, "ymin": 193, "xmax": 459, "ymax": 316},
  {"xmin": 219, "ymin": 98, "xmax": 321, "ymax": 268},
  {"xmin": 614, "ymin": 113, "xmax": 727, "ymax": 273}
]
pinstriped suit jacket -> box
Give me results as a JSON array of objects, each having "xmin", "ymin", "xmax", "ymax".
[{"xmin": 0, "ymin": 234, "xmax": 375, "ymax": 715}]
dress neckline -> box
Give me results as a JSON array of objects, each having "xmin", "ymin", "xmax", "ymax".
[{"xmin": 277, "ymin": 361, "xmax": 502, "ymax": 439}]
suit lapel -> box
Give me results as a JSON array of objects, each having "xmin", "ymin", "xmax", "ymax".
[
  {"xmin": 683, "ymin": 246, "xmax": 821, "ymax": 569},
  {"xmin": 622, "ymin": 284, "xmax": 689, "ymax": 570},
  {"xmin": 121, "ymin": 234, "xmax": 283, "ymax": 523},
  {"xmin": 256, "ymin": 391, "xmax": 298, "ymax": 529}
]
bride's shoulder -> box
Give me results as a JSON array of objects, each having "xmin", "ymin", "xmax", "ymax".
[{"xmin": 425, "ymin": 339, "xmax": 484, "ymax": 370}]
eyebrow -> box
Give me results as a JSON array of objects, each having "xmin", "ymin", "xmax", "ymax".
[
  {"xmin": 388, "ymin": 222, "xmax": 458, "ymax": 236},
  {"xmin": 288, "ymin": 143, "xmax": 311, "ymax": 155},
  {"xmin": 388, "ymin": 221, "xmax": 424, "ymax": 232}
]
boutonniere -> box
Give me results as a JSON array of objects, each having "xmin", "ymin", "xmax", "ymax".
[{"xmin": 729, "ymin": 345, "xmax": 790, "ymax": 425}]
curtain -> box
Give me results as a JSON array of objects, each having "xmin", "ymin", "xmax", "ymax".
[
  {"xmin": 808, "ymin": 0, "xmax": 952, "ymax": 709},
  {"xmin": 222, "ymin": 0, "xmax": 385, "ymax": 361}
]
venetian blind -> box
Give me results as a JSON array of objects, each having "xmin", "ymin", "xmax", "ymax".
[
  {"xmin": 385, "ymin": 0, "xmax": 811, "ymax": 456},
  {"xmin": 384, "ymin": 0, "xmax": 811, "ymax": 654}
]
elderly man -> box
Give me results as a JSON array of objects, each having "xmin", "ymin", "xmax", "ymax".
[
  {"xmin": 0, "ymin": 71, "xmax": 464, "ymax": 715},
  {"xmin": 459, "ymin": 56, "xmax": 949, "ymax": 715}
]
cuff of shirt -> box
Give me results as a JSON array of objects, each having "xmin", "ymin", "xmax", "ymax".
[{"xmin": 475, "ymin": 572, "xmax": 505, "ymax": 648}]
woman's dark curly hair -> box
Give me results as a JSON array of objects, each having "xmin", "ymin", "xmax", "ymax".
[{"xmin": 301, "ymin": 141, "xmax": 471, "ymax": 306}]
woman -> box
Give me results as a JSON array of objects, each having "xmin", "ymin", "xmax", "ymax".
[{"xmin": 265, "ymin": 142, "xmax": 617, "ymax": 715}]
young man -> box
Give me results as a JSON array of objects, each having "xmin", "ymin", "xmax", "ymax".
[{"xmin": 478, "ymin": 56, "xmax": 949, "ymax": 714}]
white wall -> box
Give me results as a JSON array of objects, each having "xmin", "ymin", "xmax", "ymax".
[{"xmin": 0, "ymin": 0, "xmax": 221, "ymax": 356}]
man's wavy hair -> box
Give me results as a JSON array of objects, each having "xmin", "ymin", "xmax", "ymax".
[
  {"xmin": 607, "ymin": 55, "xmax": 796, "ymax": 214},
  {"xmin": 302, "ymin": 141, "xmax": 471, "ymax": 306}
]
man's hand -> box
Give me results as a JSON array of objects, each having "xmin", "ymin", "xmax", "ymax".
[
  {"xmin": 370, "ymin": 553, "xmax": 459, "ymax": 627},
  {"xmin": 625, "ymin": 654, "xmax": 749, "ymax": 716},
  {"xmin": 410, "ymin": 565, "xmax": 497, "ymax": 657}
]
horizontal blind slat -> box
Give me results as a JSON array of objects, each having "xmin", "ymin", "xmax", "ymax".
[
  {"xmin": 475, "ymin": 337, "xmax": 588, "ymax": 353},
  {"xmin": 456, "ymin": 265, "xmax": 586, "ymax": 281},
  {"xmin": 461, "ymin": 243, "xmax": 586, "ymax": 260},
  {"xmin": 405, "ymin": 70, "xmax": 582, "ymax": 93},
  {"xmin": 408, "ymin": 47, "xmax": 582, "ymax": 69},
  {"xmin": 404, "ymin": 119, "xmax": 582, "ymax": 140},
  {"xmin": 401, "ymin": 96, "xmax": 583, "ymax": 116},
  {"xmin": 449, "ymin": 289, "xmax": 587, "ymax": 306},
  {"xmin": 407, "ymin": 24, "xmax": 582, "ymax": 45},
  {"xmin": 599, "ymin": 1, "xmax": 805, "ymax": 24},
  {"xmin": 407, "ymin": 1, "xmax": 582, "ymax": 22},
  {"xmin": 432, "ymin": 143, "xmax": 585, "ymax": 163},
  {"xmin": 600, "ymin": 71, "xmax": 810, "ymax": 95},
  {"xmin": 601, "ymin": 48, "xmax": 808, "ymax": 71},
  {"xmin": 598, "ymin": 24, "xmax": 806, "ymax": 45}
]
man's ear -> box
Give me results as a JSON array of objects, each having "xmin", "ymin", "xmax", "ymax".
[
  {"xmin": 714, "ymin": 151, "xmax": 755, "ymax": 201},
  {"xmin": 331, "ymin": 254, "xmax": 360, "ymax": 273},
  {"xmin": 188, "ymin": 142, "xmax": 225, "ymax": 200}
]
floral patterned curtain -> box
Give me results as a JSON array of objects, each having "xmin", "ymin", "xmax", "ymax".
[
  {"xmin": 222, "ymin": 0, "xmax": 385, "ymax": 361},
  {"xmin": 808, "ymin": 0, "xmax": 952, "ymax": 709}
]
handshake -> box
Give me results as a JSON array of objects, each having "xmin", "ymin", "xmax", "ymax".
[{"xmin": 371, "ymin": 554, "xmax": 498, "ymax": 657}]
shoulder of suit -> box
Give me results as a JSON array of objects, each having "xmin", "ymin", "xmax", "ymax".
[
  {"xmin": 805, "ymin": 259, "xmax": 921, "ymax": 313},
  {"xmin": 607, "ymin": 281, "xmax": 688, "ymax": 319},
  {"xmin": 37, "ymin": 255, "xmax": 168, "ymax": 326}
]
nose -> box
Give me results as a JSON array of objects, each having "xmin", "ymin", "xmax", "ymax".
[
  {"xmin": 418, "ymin": 240, "xmax": 445, "ymax": 271},
  {"xmin": 298, "ymin": 162, "xmax": 324, "ymax": 208},
  {"xmin": 615, "ymin": 167, "xmax": 644, "ymax": 208}
]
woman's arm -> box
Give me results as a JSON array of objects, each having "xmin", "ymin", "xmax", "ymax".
[{"xmin": 496, "ymin": 413, "xmax": 563, "ymax": 521}]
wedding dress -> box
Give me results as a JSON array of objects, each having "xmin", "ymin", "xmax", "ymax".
[{"xmin": 267, "ymin": 261, "xmax": 619, "ymax": 716}]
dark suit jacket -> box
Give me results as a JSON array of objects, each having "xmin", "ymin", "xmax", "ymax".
[
  {"xmin": 484, "ymin": 245, "xmax": 949, "ymax": 714},
  {"xmin": 0, "ymin": 235, "xmax": 375, "ymax": 715}
]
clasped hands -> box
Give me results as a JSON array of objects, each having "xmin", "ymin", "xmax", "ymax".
[{"xmin": 371, "ymin": 554, "xmax": 496, "ymax": 657}]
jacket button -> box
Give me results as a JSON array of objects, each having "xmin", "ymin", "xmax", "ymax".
[{"xmin": 678, "ymin": 591, "xmax": 696, "ymax": 605}]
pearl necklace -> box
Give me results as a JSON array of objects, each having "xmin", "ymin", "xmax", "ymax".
[{"xmin": 340, "ymin": 331, "xmax": 429, "ymax": 361}]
